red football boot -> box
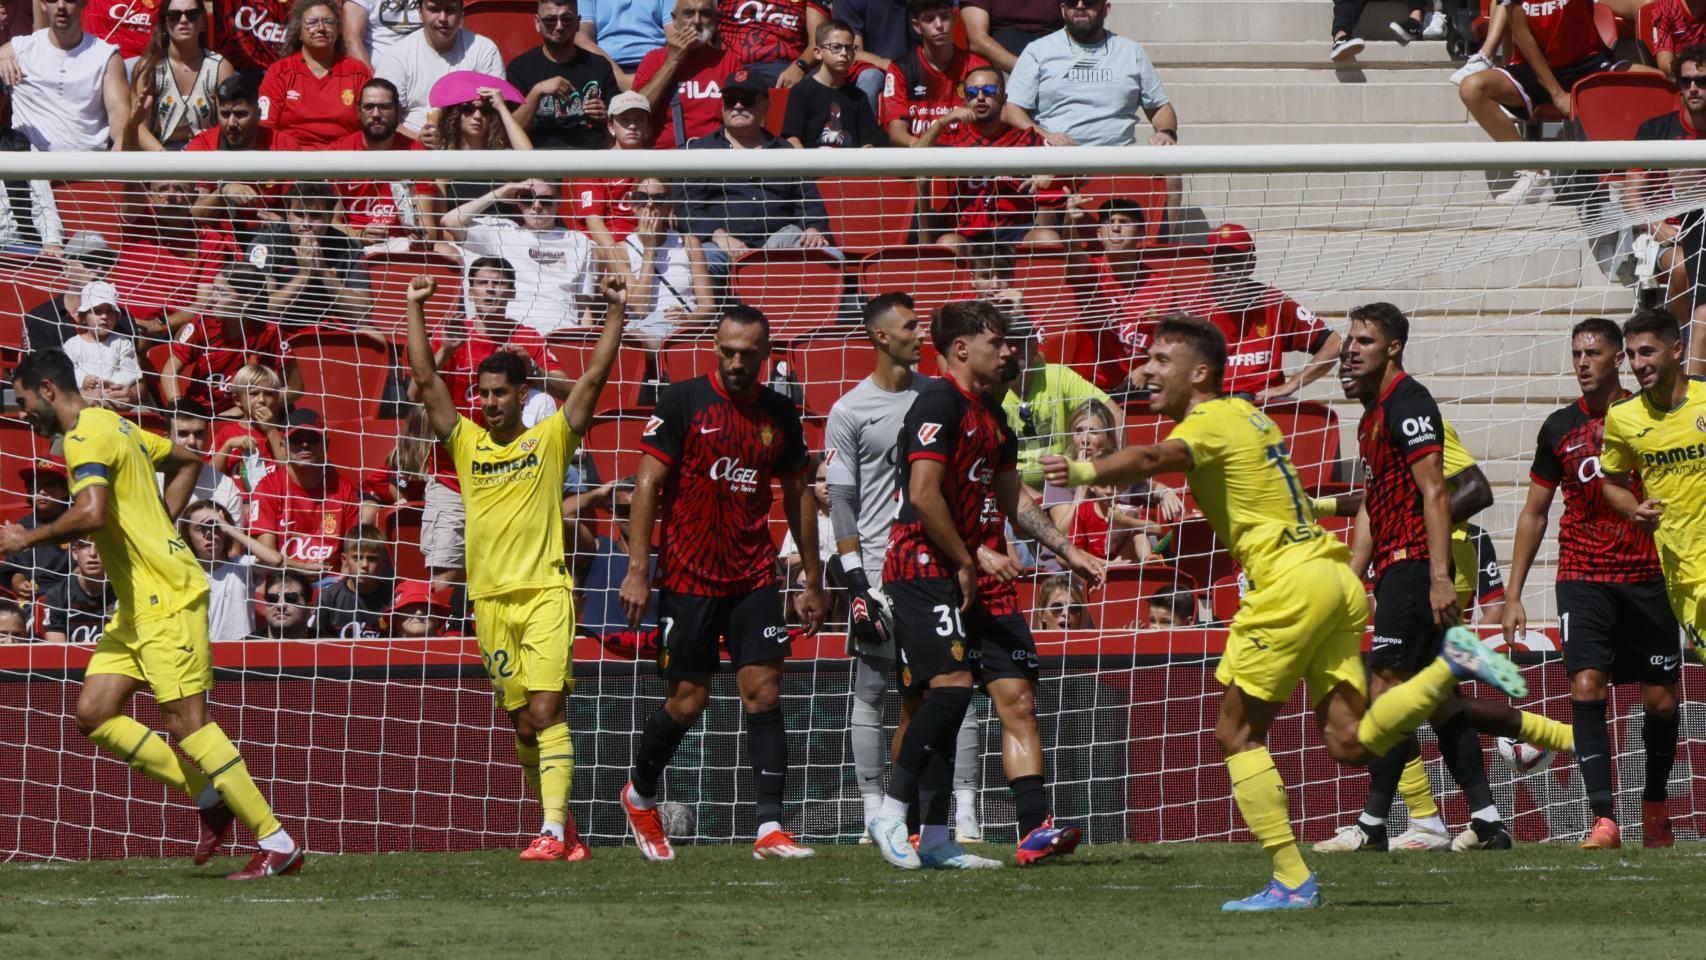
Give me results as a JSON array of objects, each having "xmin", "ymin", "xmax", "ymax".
[
  {"xmin": 194, "ymin": 803, "xmax": 235, "ymax": 866},
  {"xmin": 227, "ymin": 846, "xmax": 304, "ymax": 880}
]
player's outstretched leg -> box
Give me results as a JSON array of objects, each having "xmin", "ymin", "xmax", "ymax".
[{"xmin": 871, "ymin": 683, "xmax": 975, "ymax": 870}]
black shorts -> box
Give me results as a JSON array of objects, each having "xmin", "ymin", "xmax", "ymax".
[
  {"xmin": 889, "ymin": 577, "xmax": 1039, "ymax": 697},
  {"xmin": 1558, "ymin": 579, "xmax": 1682, "ymax": 686},
  {"xmin": 968, "ymin": 604, "xmax": 1041, "ymax": 686},
  {"xmin": 1370, "ymin": 560, "xmax": 1446, "ymax": 672},
  {"xmin": 1494, "ymin": 53, "xmax": 1618, "ymax": 120},
  {"xmin": 656, "ymin": 586, "xmax": 791, "ymax": 681}
]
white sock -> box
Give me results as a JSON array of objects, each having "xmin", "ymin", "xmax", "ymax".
[
  {"xmin": 954, "ymin": 788, "xmax": 976, "ymax": 818},
  {"xmin": 1358, "ymin": 813, "xmax": 1386, "ymax": 829},
  {"xmin": 257, "ymin": 828, "xmax": 296, "ymax": 854},
  {"xmin": 877, "ymin": 795, "xmax": 907, "ymax": 820},
  {"xmin": 920, "ymin": 824, "xmax": 951, "ymax": 849},
  {"xmin": 1414, "ymin": 814, "xmax": 1448, "ymax": 835},
  {"xmin": 756, "ymin": 820, "xmax": 782, "ymax": 840},
  {"xmin": 626, "ymin": 784, "xmax": 656, "ymax": 810},
  {"xmin": 540, "ymin": 820, "xmax": 565, "ymax": 841},
  {"xmin": 1471, "ymin": 805, "xmax": 1501, "ymax": 823},
  {"xmin": 195, "ymin": 783, "xmax": 222, "ymax": 810}
]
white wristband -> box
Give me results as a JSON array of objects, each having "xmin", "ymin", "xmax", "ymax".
[{"xmin": 839, "ymin": 552, "xmax": 863, "ymax": 573}]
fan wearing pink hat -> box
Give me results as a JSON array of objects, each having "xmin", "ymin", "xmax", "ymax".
[
  {"xmin": 373, "ymin": 0, "xmax": 504, "ymax": 137},
  {"xmin": 429, "ymin": 71, "xmax": 532, "ymax": 151}
]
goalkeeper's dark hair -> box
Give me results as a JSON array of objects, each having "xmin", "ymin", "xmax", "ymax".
[
  {"xmin": 1624, "ymin": 307, "xmax": 1682, "ymax": 344},
  {"xmin": 862, "ymin": 291, "xmax": 914, "ymax": 332},
  {"xmin": 931, "ymin": 299, "xmax": 1009, "ymax": 353},
  {"xmin": 1153, "ymin": 313, "xmax": 1226, "ymax": 392},
  {"xmin": 719, "ymin": 303, "xmax": 771, "ymax": 338},
  {"xmin": 1675, "ymin": 42, "xmax": 1706, "ymax": 80},
  {"xmin": 12, "ymin": 348, "xmax": 78, "ymax": 394},
  {"xmin": 467, "ymin": 255, "xmax": 515, "ymax": 288},
  {"xmin": 476, "ymin": 349, "xmax": 531, "ymax": 387},
  {"xmin": 1571, "ymin": 316, "xmax": 1623, "ymax": 349},
  {"xmin": 1349, "ymin": 301, "xmax": 1410, "ymax": 346}
]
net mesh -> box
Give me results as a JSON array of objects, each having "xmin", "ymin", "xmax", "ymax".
[{"xmin": 2, "ymin": 154, "xmax": 1705, "ymax": 859}]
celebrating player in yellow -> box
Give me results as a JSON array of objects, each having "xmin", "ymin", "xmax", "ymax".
[
  {"xmin": 1601, "ymin": 308, "xmax": 1706, "ymax": 660},
  {"xmin": 405, "ymin": 270, "xmax": 627, "ymax": 862},
  {"xmin": 1041, "ymin": 314, "xmax": 1528, "ymax": 912},
  {"xmin": 0, "ymin": 350, "xmax": 299, "ymax": 879}
]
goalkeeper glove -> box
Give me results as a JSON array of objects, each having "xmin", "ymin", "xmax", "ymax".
[{"xmin": 839, "ymin": 562, "xmax": 890, "ymax": 651}]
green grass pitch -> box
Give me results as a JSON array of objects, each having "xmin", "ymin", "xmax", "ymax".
[{"xmin": 3, "ymin": 843, "xmax": 1705, "ymax": 959}]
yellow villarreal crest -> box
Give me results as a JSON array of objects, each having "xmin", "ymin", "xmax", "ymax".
[
  {"xmin": 760, "ymin": 424, "xmax": 774, "ymax": 447},
  {"xmin": 520, "ymin": 438, "xmax": 539, "ymax": 453}
]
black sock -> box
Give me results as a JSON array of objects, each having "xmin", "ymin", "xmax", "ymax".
[
  {"xmin": 1436, "ymin": 712, "xmax": 1497, "ymax": 816},
  {"xmin": 1572, "ymin": 699, "xmax": 1614, "ymax": 819},
  {"xmin": 1010, "ymin": 774, "xmax": 1048, "ymax": 837},
  {"xmin": 1643, "ymin": 708, "xmax": 1680, "ymax": 803},
  {"xmin": 746, "ymin": 707, "xmax": 787, "ymax": 825},
  {"xmin": 918, "ymin": 749, "xmax": 953, "ymax": 827},
  {"xmin": 885, "ymin": 687, "xmax": 974, "ymax": 807},
  {"xmin": 906, "ymin": 777, "xmax": 922, "ymax": 834},
  {"xmin": 1361, "ymin": 738, "xmax": 1409, "ymax": 829},
  {"xmin": 630, "ymin": 707, "xmax": 693, "ymax": 799}
]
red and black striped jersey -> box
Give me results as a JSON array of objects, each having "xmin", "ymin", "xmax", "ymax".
[
  {"xmin": 884, "ymin": 377, "xmax": 1018, "ymax": 585},
  {"xmin": 1358, "ymin": 372, "xmax": 1444, "ymax": 578},
  {"xmin": 640, "ymin": 375, "xmax": 809, "ymax": 596},
  {"xmin": 1530, "ymin": 395, "xmax": 1663, "ymax": 583},
  {"xmin": 717, "ymin": 0, "xmax": 829, "ymax": 66}
]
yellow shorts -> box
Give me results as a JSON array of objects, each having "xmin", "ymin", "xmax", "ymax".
[
  {"xmin": 85, "ymin": 594, "xmax": 213, "ymax": 704},
  {"xmin": 474, "ymin": 586, "xmax": 575, "ymax": 713},
  {"xmin": 1660, "ymin": 553, "xmax": 1706, "ymax": 657},
  {"xmin": 1451, "ymin": 533, "xmax": 1476, "ymax": 610},
  {"xmin": 1216, "ymin": 558, "xmax": 1369, "ymax": 708}
]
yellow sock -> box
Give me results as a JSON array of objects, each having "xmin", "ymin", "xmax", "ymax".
[
  {"xmin": 1519, "ymin": 711, "xmax": 1574, "ymax": 752},
  {"xmin": 1358, "ymin": 658, "xmax": 1457, "ymax": 757},
  {"xmin": 88, "ymin": 716, "xmax": 210, "ymax": 797},
  {"xmin": 180, "ymin": 722, "xmax": 281, "ymax": 841},
  {"xmin": 515, "ymin": 736, "xmax": 542, "ymax": 802},
  {"xmin": 536, "ymin": 723, "xmax": 574, "ymax": 833},
  {"xmin": 1227, "ymin": 747, "xmax": 1310, "ymax": 888},
  {"xmin": 1399, "ymin": 755, "xmax": 1438, "ymax": 821}
]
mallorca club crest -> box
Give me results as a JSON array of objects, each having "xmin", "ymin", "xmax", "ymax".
[
  {"xmin": 322, "ymin": 512, "xmax": 340, "ymax": 535},
  {"xmin": 950, "ymin": 639, "xmax": 965, "ymax": 661},
  {"xmin": 760, "ymin": 424, "xmax": 774, "ymax": 447},
  {"xmin": 341, "ymin": 88, "xmax": 355, "ymax": 106}
]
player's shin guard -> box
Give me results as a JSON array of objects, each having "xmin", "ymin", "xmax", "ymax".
[
  {"xmin": 1571, "ymin": 700, "xmax": 1614, "ymax": 819},
  {"xmin": 746, "ymin": 707, "xmax": 787, "ymax": 826},
  {"xmin": 1642, "ymin": 708, "xmax": 1680, "ymax": 803},
  {"xmin": 1362, "ymin": 740, "xmax": 1408, "ymax": 824},
  {"xmin": 1434, "ymin": 712, "xmax": 1497, "ymax": 815},
  {"xmin": 1357, "ymin": 659, "xmax": 1457, "ymax": 756},
  {"xmin": 1398, "ymin": 751, "xmax": 1439, "ymax": 821},
  {"xmin": 1010, "ymin": 775, "xmax": 1048, "ymax": 838},
  {"xmin": 630, "ymin": 707, "xmax": 693, "ymax": 800},
  {"xmin": 88, "ymin": 716, "xmax": 210, "ymax": 798},
  {"xmin": 536, "ymin": 723, "xmax": 574, "ymax": 836},
  {"xmin": 515, "ymin": 735, "xmax": 541, "ymax": 801},
  {"xmin": 886, "ymin": 687, "xmax": 974, "ymax": 807},
  {"xmin": 180, "ymin": 722, "xmax": 283, "ymax": 843},
  {"xmin": 1227, "ymin": 747, "xmax": 1310, "ymax": 888},
  {"xmin": 1518, "ymin": 710, "xmax": 1574, "ymax": 753}
]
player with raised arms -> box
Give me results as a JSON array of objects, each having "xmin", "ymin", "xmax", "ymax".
[
  {"xmin": 404, "ymin": 271, "xmax": 628, "ymax": 862},
  {"xmin": 1, "ymin": 350, "xmax": 300, "ymax": 879},
  {"xmin": 617, "ymin": 304, "xmax": 827, "ymax": 862},
  {"xmin": 1042, "ymin": 313, "xmax": 1530, "ymax": 911},
  {"xmin": 825, "ymin": 292, "xmax": 983, "ymax": 842},
  {"xmin": 869, "ymin": 299, "xmax": 1106, "ymax": 871},
  {"xmin": 1505, "ymin": 316, "xmax": 1682, "ymax": 850}
]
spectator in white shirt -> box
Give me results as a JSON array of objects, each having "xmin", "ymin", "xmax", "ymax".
[
  {"xmin": 344, "ymin": 0, "xmax": 425, "ymax": 67},
  {"xmin": 61, "ymin": 280, "xmax": 141, "ymax": 410},
  {"xmin": 179, "ymin": 499, "xmax": 287, "ymax": 642},
  {"xmin": 374, "ymin": 0, "xmax": 505, "ymax": 136},
  {"xmin": 620, "ymin": 176, "xmax": 713, "ymax": 349},
  {"xmin": 440, "ymin": 177, "xmax": 601, "ymax": 336},
  {"xmin": 0, "ymin": 0, "xmax": 129, "ymax": 150}
]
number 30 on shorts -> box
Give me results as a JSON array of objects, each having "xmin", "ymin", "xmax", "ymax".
[{"xmin": 933, "ymin": 604, "xmax": 964, "ymax": 638}]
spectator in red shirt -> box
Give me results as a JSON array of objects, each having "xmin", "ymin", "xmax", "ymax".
[
  {"xmin": 259, "ymin": 0, "xmax": 372, "ymax": 149},
  {"xmin": 1653, "ymin": 0, "xmax": 1706, "ymax": 75},
  {"xmin": 186, "ymin": 73, "xmax": 304, "ymax": 150},
  {"xmin": 574, "ymin": 89, "xmax": 651, "ymax": 255},
  {"xmin": 249, "ymin": 407, "xmax": 363, "ymax": 574},
  {"xmin": 1630, "ymin": 44, "xmax": 1706, "ymax": 372},
  {"xmin": 717, "ymin": 0, "xmax": 828, "ymax": 85},
  {"xmin": 634, "ymin": 0, "xmax": 745, "ymax": 147},
  {"xmin": 212, "ymin": 0, "xmax": 290, "ymax": 77},
  {"xmin": 130, "ymin": 0, "xmax": 234, "ymax": 150},
  {"xmin": 109, "ymin": 179, "xmax": 211, "ymax": 338},
  {"xmin": 331, "ymin": 77, "xmax": 439, "ymax": 243},
  {"xmin": 1202, "ymin": 223, "xmax": 1340, "ymax": 401},
  {"xmin": 160, "ymin": 263, "xmax": 303, "ymax": 412},
  {"xmin": 914, "ymin": 66, "xmax": 1065, "ymax": 254},
  {"xmin": 84, "ymin": 0, "xmax": 156, "ymax": 62},
  {"xmin": 879, "ymin": 0, "xmax": 987, "ymax": 146}
]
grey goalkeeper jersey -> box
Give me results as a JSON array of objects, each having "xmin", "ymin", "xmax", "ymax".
[{"xmin": 824, "ymin": 374, "xmax": 932, "ymax": 580}]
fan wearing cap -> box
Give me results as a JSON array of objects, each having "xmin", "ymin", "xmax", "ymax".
[
  {"xmin": 388, "ymin": 579, "xmax": 452, "ymax": 638},
  {"xmin": 507, "ymin": 0, "xmax": 619, "ymax": 150},
  {"xmin": 374, "ymin": 0, "xmax": 505, "ymax": 136},
  {"xmin": 633, "ymin": 0, "xmax": 745, "ymax": 147},
  {"xmin": 60, "ymin": 280, "xmax": 143, "ymax": 412},
  {"xmin": 573, "ymin": 90, "xmax": 653, "ymax": 257},
  {"xmin": 248, "ymin": 407, "xmax": 363, "ymax": 574},
  {"xmin": 258, "ymin": 0, "xmax": 373, "ymax": 149},
  {"xmin": 22, "ymin": 231, "xmax": 133, "ymax": 354},
  {"xmin": 1204, "ymin": 223, "xmax": 1340, "ymax": 403},
  {"xmin": 0, "ymin": 459, "xmax": 72, "ymax": 603}
]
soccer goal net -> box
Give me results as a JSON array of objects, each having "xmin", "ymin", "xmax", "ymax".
[{"xmin": 1, "ymin": 142, "xmax": 1702, "ymax": 860}]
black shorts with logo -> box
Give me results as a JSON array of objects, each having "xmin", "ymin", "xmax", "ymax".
[
  {"xmin": 1370, "ymin": 560, "xmax": 1447, "ymax": 672},
  {"xmin": 889, "ymin": 577, "xmax": 1039, "ymax": 697},
  {"xmin": 1558, "ymin": 579, "xmax": 1682, "ymax": 686},
  {"xmin": 656, "ymin": 586, "xmax": 791, "ymax": 681}
]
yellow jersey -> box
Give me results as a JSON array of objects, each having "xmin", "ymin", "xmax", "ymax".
[
  {"xmin": 1168, "ymin": 396, "xmax": 1349, "ymax": 587},
  {"xmin": 1601, "ymin": 377, "xmax": 1706, "ymax": 566},
  {"xmin": 62, "ymin": 407, "xmax": 206, "ymax": 619},
  {"xmin": 1441, "ymin": 418, "xmax": 1476, "ymax": 541},
  {"xmin": 447, "ymin": 410, "xmax": 579, "ymax": 600}
]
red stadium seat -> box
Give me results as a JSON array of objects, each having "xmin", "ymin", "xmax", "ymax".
[
  {"xmin": 818, "ymin": 177, "xmax": 917, "ymax": 255},
  {"xmin": 1210, "ymin": 575, "xmax": 1242, "ymax": 623},
  {"xmin": 463, "ymin": 0, "xmax": 540, "ymax": 64},
  {"xmin": 781, "ymin": 335, "xmax": 876, "ymax": 418},
  {"xmin": 363, "ymin": 250, "xmax": 465, "ymax": 336},
  {"xmin": 1010, "ymin": 254, "xmax": 1080, "ymax": 338},
  {"xmin": 1262, "ymin": 399, "xmax": 1345, "ymax": 495},
  {"xmin": 0, "ymin": 281, "xmax": 52, "ymax": 348},
  {"xmin": 1073, "ymin": 176, "xmax": 1167, "ymax": 244},
  {"xmin": 765, "ymin": 87, "xmax": 790, "ymax": 132},
  {"xmin": 548, "ymin": 335, "xmax": 647, "ymax": 417},
  {"xmin": 288, "ymin": 330, "xmax": 396, "ymax": 423},
  {"xmin": 382, "ymin": 504, "xmax": 431, "ymax": 584},
  {"xmin": 729, "ymin": 248, "xmax": 847, "ymax": 338},
  {"xmin": 585, "ymin": 414, "xmax": 658, "ymax": 494},
  {"xmin": 858, "ymin": 245, "xmax": 975, "ymax": 315},
  {"xmin": 324, "ymin": 417, "xmax": 403, "ymax": 479},
  {"xmin": 1085, "ymin": 564, "xmax": 1197, "ymax": 631},
  {"xmin": 1571, "ymin": 71, "xmax": 1679, "ymax": 141},
  {"xmin": 54, "ymin": 181, "xmax": 125, "ymax": 242},
  {"xmin": 656, "ymin": 335, "xmax": 725, "ymax": 386}
]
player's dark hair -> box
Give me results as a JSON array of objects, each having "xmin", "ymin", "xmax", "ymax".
[
  {"xmin": 862, "ymin": 291, "xmax": 914, "ymax": 332},
  {"xmin": 1147, "ymin": 590, "xmax": 1197, "ymax": 624},
  {"xmin": 1349, "ymin": 301, "xmax": 1409, "ymax": 346},
  {"xmin": 12, "ymin": 348, "xmax": 78, "ymax": 394},
  {"xmin": 906, "ymin": 0, "xmax": 953, "ymax": 19},
  {"xmin": 1623, "ymin": 306, "xmax": 1682, "ymax": 344},
  {"xmin": 215, "ymin": 73, "xmax": 260, "ymax": 108},
  {"xmin": 288, "ymin": 179, "xmax": 339, "ymax": 208},
  {"xmin": 1101, "ymin": 198, "xmax": 1147, "ymax": 226},
  {"xmin": 467, "ymin": 255, "xmax": 515, "ymax": 288},
  {"xmin": 930, "ymin": 299, "xmax": 1009, "ymax": 353},
  {"xmin": 1675, "ymin": 42, "xmax": 1706, "ymax": 80},
  {"xmin": 360, "ymin": 77, "xmax": 401, "ymax": 105},
  {"xmin": 815, "ymin": 17, "xmax": 854, "ymax": 43},
  {"xmin": 1153, "ymin": 313, "xmax": 1226, "ymax": 391},
  {"xmin": 475, "ymin": 349, "xmax": 531, "ymax": 387},
  {"xmin": 168, "ymin": 398, "xmax": 212, "ymax": 423},
  {"xmin": 1571, "ymin": 316, "xmax": 1623, "ymax": 349},
  {"xmin": 720, "ymin": 303, "xmax": 772, "ymax": 338}
]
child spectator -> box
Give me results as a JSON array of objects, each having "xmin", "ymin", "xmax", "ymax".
[
  {"xmin": 0, "ymin": 459, "xmax": 72, "ymax": 603},
  {"xmin": 572, "ymin": 90, "xmax": 651, "ymax": 264},
  {"xmin": 314, "ymin": 524, "xmax": 395, "ymax": 639},
  {"xmin": 388, "ymin": 579, "xmax": 450, "ymax": 637},
  {"xmin": 1030, "ymin": 573, "xmax": 1091, "ymax": 630},
  {"xmin": 160, "ymin": 265, "xmax": 299, "ymax": 413},
  {"xmin": 61, "ymin": 281, "xmax": 142, "ymax": 410},
  {"xmin": 1039, "ymin": 399, "xmax": 1181, "ymax": 564},
  {"xmin": 361, "ymin": 404, "xmax": 434, "ymax": 523},
  {"xmin": 41, "ymin": 539, "xmax": 114, "ymax": 644},
  {"xmin": 211, "ymin": 364, "xmax": 288, "ymax": 493},
  {"xmin": 1147, "ymin": 589, "xmax": 1198, "ymax": 629},
  {"xmin": 257, "ymin": 567, "xmax": 317, "ymax": 639},
  {"xmin": 879, "ymin": 0, "xmax": 987, "ymax": 146},
  {"xmin": 781, "ymin": 19, "xmax": 886, "ymax": 148},
  {"xmin": 0, "ymin": 599, "xmax": 26, "ymax": 642},
  {"xmin": 250, "ymin": 407, "xmax": 364, "ymax": 574},
  {"xmin": 180, "ymin": 499, "xmax": 286, "ymax": 642},
  {"xmin": 247, "ymin": 180, "xmax": 376, "ymax": 330}
]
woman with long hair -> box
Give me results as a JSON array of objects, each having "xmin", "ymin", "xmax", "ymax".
[
  {"xmin": 432, "ymin": 85, "xmax": 534, "ymax": 219},
  {"xmin": 131, "ymin": 0, "xmax": 234, "ymax": 150},
  {"xmin": 258, "ymin": 0, "xmax": 373, "ymax": 148}
]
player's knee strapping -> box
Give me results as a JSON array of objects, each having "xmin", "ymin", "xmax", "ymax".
[
  {"xmin": 87, "ymin": 716, "xmax": 208, "ymax": 798},
  {"xmin": 1227, "ymin": 747, "xmax": 1309, "ymax": 888},
  {"xmin": 630, "ymin": 707, "xmax": 694, "ymax": 799},
  {"xmin": 1357, "ymin": 658, "xmax": 1457, "ymax": 757},
  {"xmin": 535, "ymin": 724, "xmax": 573, "ymax": 829},
  {"xmin": 514, "ymin": 735, "xmax": 541, "ymax": 802},
  {"xmin": 1643, "ymin": 708, "xmax": 1680, "ymax": 802},
  {"xmin": 1572, "ymin": 700, "xmax": 1614, "ymax": 818},
  {"xmin": 745, "ymin": 707, "xmax": 787, "ymax": 824},
  {"xmin": 180, "ymin": 722, "xmax": 282, "ymax": 840}
]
